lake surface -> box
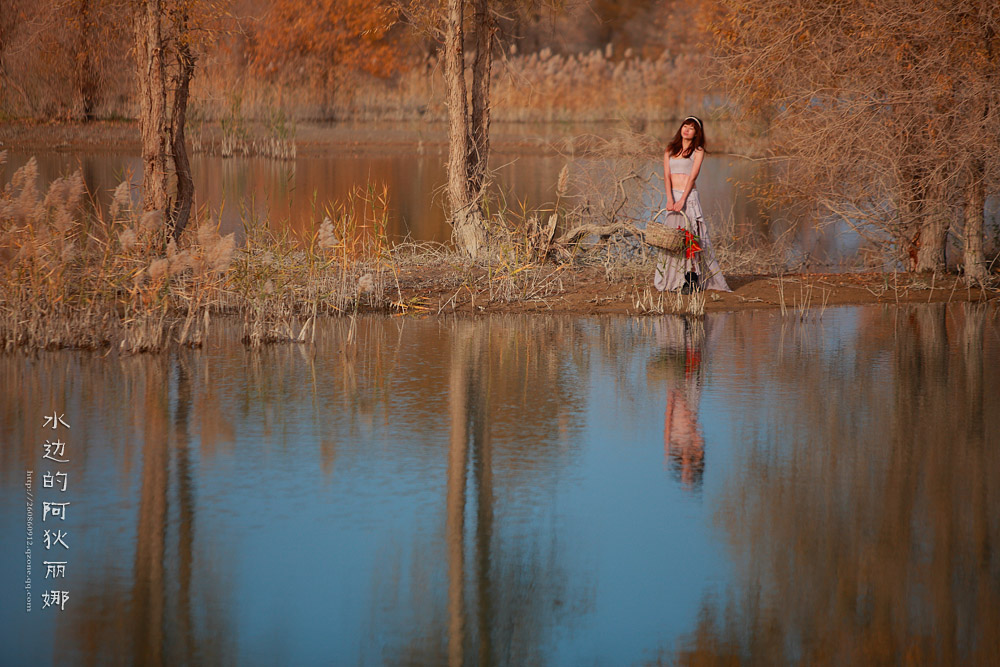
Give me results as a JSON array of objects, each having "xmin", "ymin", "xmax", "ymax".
[{"xmin": 1, "ymin": 304, "xmax": 998, "ymax": 665}]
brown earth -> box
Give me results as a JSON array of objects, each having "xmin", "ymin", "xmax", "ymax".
[{"xmin": 392, "ymin": 267, "xmax": 998, "ymax": 316}]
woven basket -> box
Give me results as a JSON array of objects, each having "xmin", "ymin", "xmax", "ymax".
[{"xmin": 644, "ymin": 210, "xmax": 692, "ymax": 252}]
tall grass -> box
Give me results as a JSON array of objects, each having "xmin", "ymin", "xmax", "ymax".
[{"xmin": 0, "ymin": 154, "xmax": 396, "ymax": 352}]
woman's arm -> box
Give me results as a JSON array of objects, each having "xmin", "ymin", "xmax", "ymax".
[
  {"xmin": 664, "ymin": 151, "xmax": 675, "ymax": 209},
  {"xmin": 673, "ymin": 148, "xmax": 704, "ymax": 211}
]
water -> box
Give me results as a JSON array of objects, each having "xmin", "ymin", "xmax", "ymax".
[
  {"xmin": 1, "ymin": 304, "xmax": 998, "ymax": 665},
  {"xmin": 2, "ymin": 145, "xmax": 860, "ymax": 266}
]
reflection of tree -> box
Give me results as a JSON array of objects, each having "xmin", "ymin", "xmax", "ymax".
[
  {"xmin": 131, "ymin": 357, "xmax": 169, "ymax": 665},
  {"xmin": 380, "ymin": 318, "xmax": 588, "ymax": 665},
  {"xmin": 2, "ymin": 316, "xmax": 596, "ymax": 663},
  {"xmin": 49, "ymin": 355, "xmax": 232, "ymax": 665},
  {"xmin": 670, "ymin": 304, "xmax": 1000, "ymax": 665}
]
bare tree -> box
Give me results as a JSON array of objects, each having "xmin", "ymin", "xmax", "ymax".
[
  {"xmin": 712, "ymin": 0, "xmax": 1000, "ymax": 276},
  {"xmin": 73, "ymin": 0, "xmax": 99, "ymax": 119},
  {"xmin": 131, "ymin": 0, "xmax": 216, "ymax": 241},
  {"xmin": 399, "ymin": 1, "xmax": 560, "ymax": 260},
  {"xmin": 134, "ymin": 0, "xmax": 171, "ymax": 215},
  {"xmin": 0, "ymin": 0, "xmax": 129, "ymax": 119},
  {"xmin": 442, "ymin": 0, "xmax": 496, "ymax": 258}
]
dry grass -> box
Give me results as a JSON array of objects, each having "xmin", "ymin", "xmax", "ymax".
[
  {"xmin": 632, "ymin": 286, "xmax": 707, "ymax": 316},
  {"xmin": 191, "ymin": 98, "xmax": 297, "ymax": 160},
  {"xmin": 491, "ymin": 48, "xmax": 713, "ymax": 123},
  {"xmin": 0, "ymin": 155, "xmax": 398, "ymax": 352},
  {"xmin": 231, "ymin": 184, "xmax": 397, "ymax": 346},
  {"xmin": 183, "ymin": 50, "xmax": 719, "ymax": 124}
]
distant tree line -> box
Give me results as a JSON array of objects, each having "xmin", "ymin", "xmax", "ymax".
[{"xmin": 0, "ymin": 0, "xmax": 688, "ymax": 122}]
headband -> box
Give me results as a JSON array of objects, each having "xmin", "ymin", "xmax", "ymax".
[{"xmin": 683, "ymin": 116, "xmax": 703, "ymax": 129}]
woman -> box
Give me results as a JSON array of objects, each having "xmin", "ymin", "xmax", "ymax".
[{"xmin": 654, "ymin": 116, "xmax": 730, "ymax": 293}]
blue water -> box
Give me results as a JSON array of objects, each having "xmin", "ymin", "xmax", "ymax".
[{"xmin": 1, "ymin": 304, "xmax": 998, "ymax": 665}]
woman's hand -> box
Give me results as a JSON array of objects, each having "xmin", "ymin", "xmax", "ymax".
[{"xmin": 670, "ymin": 197, "xmax": 686, "ymax": 212}]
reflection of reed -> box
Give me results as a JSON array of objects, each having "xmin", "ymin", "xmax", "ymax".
[{"xmin": 672, "ymin": 304, "xmax": 1000, "ymax": 664}]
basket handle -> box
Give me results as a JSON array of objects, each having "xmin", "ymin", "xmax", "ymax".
[{"xmin": 654, "ymin": 208, "xmax": 693, "ymax": 232}]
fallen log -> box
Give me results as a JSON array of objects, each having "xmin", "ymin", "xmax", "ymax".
[{"xmin": 554, "ymin": 221, "xmax": 644, "ymax": 247}]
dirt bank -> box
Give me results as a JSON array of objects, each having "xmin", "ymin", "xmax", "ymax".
[{"xmin": 394, "ymin": 267, "xmax": 997, "ymax": 316}]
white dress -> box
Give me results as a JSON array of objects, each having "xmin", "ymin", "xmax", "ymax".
[{"xmin": 653, "ymin": 188, "xmax": 731, "ymax": 292}]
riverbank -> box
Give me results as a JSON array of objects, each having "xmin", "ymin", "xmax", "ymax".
[{"xmin": 393, "ymin": 266, "xmax": 998, "ymax": 316}]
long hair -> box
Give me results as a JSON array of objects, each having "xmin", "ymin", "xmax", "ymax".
[{"xmin": 666, "ymin": 117, "xmax": 706, "ymax": 158}]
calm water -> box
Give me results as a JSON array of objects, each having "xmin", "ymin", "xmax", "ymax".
[
  {"xmin": 1, "ymin": 304, "xmax": 998, "ymax": 665},
  {"xmin": 3, "ymin": 146, "xmax": 862, "ymax": 266}
]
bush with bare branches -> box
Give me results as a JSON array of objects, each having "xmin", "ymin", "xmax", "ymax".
[{"xmin": 711, "ymin": 0, "xmax": 1000, "ymax": 278}]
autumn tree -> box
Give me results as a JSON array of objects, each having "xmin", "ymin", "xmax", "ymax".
[
  {"xmin": 712, "ymin": 0, "xmax": 1000, "ymax": 276},
  {"xmin": 248, "ymin": 0, "xmax": 405, "ymax": 111}
]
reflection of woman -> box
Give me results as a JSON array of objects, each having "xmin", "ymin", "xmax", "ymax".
[
  {"xmin": 665, "ymin": 389, "xmax": 705, "ymax": 490},
  {"xmin": 648, "ymin": 316, "xmax": 717, "ymax": 492},
  {"xmin": 654, "ymin": 117, "xmax": 731, "ymax": 294}
]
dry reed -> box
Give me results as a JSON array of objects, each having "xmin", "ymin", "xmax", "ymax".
[
  {"xmin": 0, "ymin": 157, "xmax": 397, "ymax": 353},
  {"xmin": 185, "ymin": 50, "xmax": 718, "ymax": 124}
]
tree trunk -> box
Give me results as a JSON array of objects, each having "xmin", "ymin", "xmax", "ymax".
[
  {"xmin": 900, "ymin": 173, "xmax": 924, "ymax": 271},
  {"xmin": 962, "ymin": 161, "xmax": 986, "ymax": 281},
  {"xmin": 444, "ymin": 0, "xmax": 486, "ymax": 259},
  {"xmin": 468, "ymin": 0, "xmax": 493, "ymax": 196},
  {"xmin": 170, "ymin": 33, "xmax": 196, "ymax": 241},
  {"xmin": 134, "ymin": 0, "xmax": 170, "ymax": 214},
  {"xmin": 914, "ymin": 187, "xmax": 949, "ymax": 273},
  {"xmin": 76, "ymin": 0, "xmax": 97, "ymax": 120}
]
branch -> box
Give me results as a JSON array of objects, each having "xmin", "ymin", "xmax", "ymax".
[{"xmin": 554, "ymin": 221, "xmax": 643, "ymax": 247}]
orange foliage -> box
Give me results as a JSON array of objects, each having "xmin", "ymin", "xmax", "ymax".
[{"xmin": 249, "ymin": 0, "xmax": 406, "ymax": 82}]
